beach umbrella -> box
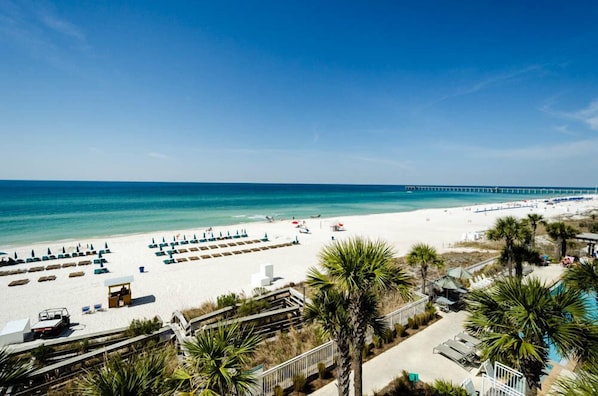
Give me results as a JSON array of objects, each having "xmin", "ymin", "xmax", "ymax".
[
  {"xmin": 31, "ymin": 249, "xmax": 35, "ymax": 257},
  {"xmin": 162, "ymin": 237, "xmax": 165, "ymax": 243},
  {"xmin": 90, "ymin": 244, "xmax": 94, "ymax": 250},
  {"xmin": 203, "ymin": 232, "xmax": 206, "ymax": 239},
  {"xmin": 219, "ymin": 232, "xmax": 223, "ymax": 238},
  {"xmin": 193, "ymin": 234, "xmax": 197, "ymax": 239},
  {"xmin": 236, "ymin": 230, "xmax": 239, "ymax": 235},
  {"xmin": 211, "ymin": 233, "xmax": 214, "ymax": 239},
  {"xmin": 447, "ymin": 267, "xmax": 473, "ymax": 280},
  {"xmin": 159, "ymin": 245, "xmax": 163, "ymax": 251},
  {"xmin": 435, "ymin": 276, "xmax": 462, "ymax": 298},
  {"xmin": 152, "ymin": 237, "xmax": 155, "ymax": 244},
  {"xmin": 173, "ymin": 236, "xmax": 176, "ymax": 242},
  {"xmin": 76, "ymin": 246, "xmax": 80, "ymax": 253},
  {"xmin": 98, "ymin": 251, "xmax": 103, "ymax": 259},
  {"xmin": 168, "ymin": 251, "xmax": 172, "ymax": 258},
  {"xmin": 62, "ymin": 246, "xmax": 66, "ymax": 254},
  {"xmin": 14, "ymin": 252, "xmax": 18, "ymax": 259},
  {"xmin": 47, "ymin": 248, "xmax": 52, "ymax": 255},
  {"xmin": 183, "ymin": 235, "xmax": 186, "ymax": 241},
  {"xmin": 264, "ymin": 233, "xmax": 268, "ymax": 240},
  {"xmin": 105, "ymin": 242, "xmax": 109, "ymax": 249}
]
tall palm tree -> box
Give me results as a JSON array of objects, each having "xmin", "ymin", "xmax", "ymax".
[
  {"xmin": 524, "ymin": 213, "xmax": 545, "ymax": 249},
  {"xmin": 176, "ymin": 322, "xmax": 262, "ymax": 396},
  {"xmin": 406, "ymin": 243, "xmax": 443, "ymax": 294},
  {"xmin": 304, "ymin": 288, "xmax": 384, "ymax": 396},
  {"xmin": 563, "ymin": 258, "xmax": 598, "ymax": 302},
  {"xmin": 307, "ymin": 237, "xmax": 411, "ymax": 396},
  {"xmin": 545, "ymin": 222, "xmax": 579, "ymax": 259},
  {"xmin": 552, "ymin": 362, "xmax": 598, "ymax": 396},
  {"xmin": 0, "ymin": 347, "xmax": 32, "ymax": 389},
  {"xmin": 487, "ymin": 216, "xmax": 527, "ymax": 277},
  {"xmin": 466, "ymin": 277, "xmax": 596, "ymax": 396},
  {"xmin": 76, "ymin": 348, "xmax": 176, "ymax": 396}
]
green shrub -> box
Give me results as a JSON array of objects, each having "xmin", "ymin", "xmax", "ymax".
[
  {"xmin": 125, "ymin": 316, "xmax": 162, "ymax": 336},
  {"xmin": 431, "ymin": 379, "xmax": 468, "ymax": 396},
  {"xmin": 362, "ymin": 343, "xmax": 374, "ymax": 359},
  {"xmin": 408, "ymin": 316, "xmax": 419, "ymax": 330},
  {"xmin": 425, "ymin": 301, "xmax": 437, "ymax": 315},
  {"xmin": 394, "ymin": 323, "xmax": 407, "ymax": 337},
  {"xmin": 292, "ymin": 373, "xmax": 306, "ymax": 393},
  {"xmin": 382, "ymin": 327, "xmax": 396, "ymax": 343},
  {"xmin": 317, "ymin": 361, "xmax": 327, "ymax": 379},
  {"xmin": 216, "ymin": 292, "xmax": 239, "ymax": 308},
  {"xmin": 372, "ymin": 335, "xmax": 383, "ymax": 349}
]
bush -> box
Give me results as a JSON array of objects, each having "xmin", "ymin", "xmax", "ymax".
[
  {"xmin": 431, "ymin": 379, "xmax": 468, "ymax": 396},
  {"xmin": 274, "ymin": 385, "xmax": 284, "ymax": 396},
  {"xmin": 382, "ymin": 327, "xmax": 396, "ymax": 343},
  {"xmin": 292, "ymin": 373, "xmax": 306, "ymax": 393},
  {"xmin": 425, "ymin": 301, "xmax": 437, "ymax": 315},
  {"xmin": 125, "ymin": 316, "xmax": 162, "ymax": 336},
  {"xmin": 216, "ymin": 292, "xmax": 239, "ymax": 308},
  {"xmin": 372, "ymin": 335, "xmax": 383, "ymax": 349},
  {"xmin": 317, "ymin": 361, "xmax": 327, "ymax": 379},
  {"xmin": 31, "ymin": 343, "xmax": 54, "ymax": 365},
  {"xmin": 408, "ymin": 317, "xmax": 419, "ymax": 330},
  {"xmin": 394, "ymin": 323, "xmax": 407, "ymax": 337}
]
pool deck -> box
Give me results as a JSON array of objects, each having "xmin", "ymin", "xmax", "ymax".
[{"xmin": 309, "ymin": 265, "xmax": 566, "ymax": 396}]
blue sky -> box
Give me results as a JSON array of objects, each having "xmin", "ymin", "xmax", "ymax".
[{"xmin": 1, "ymin": 1, "xmax": 597, "ymax": 186}]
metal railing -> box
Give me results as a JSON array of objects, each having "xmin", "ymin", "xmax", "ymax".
[
  {"xmin": 257, "ymin": 291, "xmax": 429, "ymax": 395},
  {"xmin": 480, "ymin": 361, "xmax": 526, "ymax": 396}
]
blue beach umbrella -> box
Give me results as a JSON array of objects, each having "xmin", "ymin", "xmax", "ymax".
[
  {"xmin": 168, "ymin": 251, "xmax": 172, "ymax": 258},
  {"xmin": 162, "ymin": 237, "xmax": 165, "ymax": 243},
  {"xmin": 193, "ymin": 234, "xmax": 197, "ymax": 239},
  {"xmin": 236, "ymin": 230, "xmax": 239, "ymax": 235},
  {"xmin": 98, "ymin": 251, "xmax": 103, "ymax": 259},
  {"xmin": 227, "ymin": 231, "xmax": 230, "ymax": 237},
  {"xmin": 76, "ymin": 246, "xmax": 80, "ymax": 253},
  {"xmin": 183, "ymin": 235, "xmax": 186, "ymax": 241},
  {"xmin": 264, "ymin": 233, "xmax": 268, "ymax": 240},
  {"xmin": 159, "ymin": 245, "xmax": 163, "ymax": 251},
  {"xmin": 90, "ymin": 244, "xmax": 94, "ymax": 250},
  {"xmin": 219, "ymin": 232, "xmax": 223, "ymax": 238},
  {"xmin": 211, "ymin": 233, "xmax": 214, "ymax": 239},
  {"xmin": 105, "ymin": 242, "xmax": 109, "ymax": 249},
  {"xmin": 31, "ymin": 249, "xmax": 35, "ymax": 257},
  {"xmin": 47, "ymin": 248, "xmax": 52, "ymax": 255},
  {"xmin": 62, "ymin": 246, "xmax": 66, "ymax": 254},
  {"xmin": 173, "ymin": 236, "xmax": 176, "ymax": 242},
  {"xmin": 203, "ymin": 232, "xmax": 206, "ymax": 239},
  {"xmin": 152, "ymin": 237, "xmax": 155, "ymax": 244},
  {"xmin": 14, "ymin": 252, "xmax": 18, "ymax": 259}
]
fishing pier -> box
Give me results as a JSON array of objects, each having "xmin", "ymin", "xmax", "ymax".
[{"xmin": 405, "ymin": 185, "xmax": 597, "ymax": 195}]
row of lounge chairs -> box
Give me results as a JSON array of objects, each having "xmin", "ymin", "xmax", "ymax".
[
  {"xmin": 162, "ymin": 242, "xmax": 297, "ymax": 264},
  {"xmin": 0, "ymin": 260, "xmax": 94, "ymax": 278},
  {"xmin": 155, "ymin": 239, "xmax": 266, "ymax": 257},
  {"xmin": 7, "ymin": 271, "xmax": 86, "ymax": 286},
  {"xmin": 148, "ymin": 231, "xmax": 249, "ymax": 249},
  {"xmin": 433, "ymin": 332, "xmax": 481, "ymax": 367},
  {"xmin": 82, "ymin": 303, "xmax": 104, "ymax": 314},
  {"xmin": 19, "ymin": 249, "xmax": 111, "ymax": 264}
]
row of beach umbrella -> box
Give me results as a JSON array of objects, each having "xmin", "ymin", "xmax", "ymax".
[{"xmin": 21, "ymin": 242, "xmax": 109, "ymax": 259}]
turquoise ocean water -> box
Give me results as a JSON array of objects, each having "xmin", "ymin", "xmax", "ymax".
[{"xmin": 0, "ymin": 180, "xmax": 590, "ymax": 248}]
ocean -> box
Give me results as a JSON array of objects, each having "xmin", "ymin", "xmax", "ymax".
[{"xmin": 0, "ymin": 180, "xmax": 589, "ymax": 248}]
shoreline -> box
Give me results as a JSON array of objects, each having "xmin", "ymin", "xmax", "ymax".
[{"xmin": 1, "ymin": 196, "xmax": 596, "ymax": 339}]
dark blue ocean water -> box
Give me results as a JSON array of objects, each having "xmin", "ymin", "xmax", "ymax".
[{"xmin": 0, "ymin": 180, "xmax": 588, "ymax": 247}]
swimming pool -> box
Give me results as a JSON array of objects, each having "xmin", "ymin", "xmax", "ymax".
[{"xmin": 548, "ymin": 285, "xmax": 597, "ymax": 364}]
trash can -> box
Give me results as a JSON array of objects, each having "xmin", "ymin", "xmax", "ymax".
[{"xmin": 139, "ymin": 266, "xmax": 145, "ymax": 273}]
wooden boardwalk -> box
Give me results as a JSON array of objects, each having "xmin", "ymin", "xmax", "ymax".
[{"xmin": 405, "ymin": 185, "xmax": 597, "ymax": 195}]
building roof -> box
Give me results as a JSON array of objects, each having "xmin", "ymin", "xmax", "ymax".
[{"xmin": 576, "ymin": 233, "xmax": 598, "ymax": 242}]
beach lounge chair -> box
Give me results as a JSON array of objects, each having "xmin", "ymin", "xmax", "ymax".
[
  {"xmin": 94, "ymin": 303, "xmax": 103, "ymax": 312},
  {"xmin": 82, "ymin": 306, "xmax": 91, "ymax": 314},
  {"xmin": 433, "ymin": 343, "xmax": 469, "ymax": 367},
  {"xmin": 459, "ymin": 378, "xmax": 477, "ymax": 396},
  {"xmin": 455, "ymin": 332, "xmax": 482, "ymax": 347},
  {"xmin": 444, "ymin": 339, "xmax": 477, "ymax": 361}
]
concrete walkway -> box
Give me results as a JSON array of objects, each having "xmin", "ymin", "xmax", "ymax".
[{"xmin": 309, "ymin": 265, "xmax": 565, "ymax": 396}]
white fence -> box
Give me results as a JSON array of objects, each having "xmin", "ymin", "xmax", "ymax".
[
  {"xmin": 258, "ymin": 291, "xmax": 429, "ymax": 395},
  {"xmin": 480, "ymin": 361, "xmax": 526, "ymax": 396}
]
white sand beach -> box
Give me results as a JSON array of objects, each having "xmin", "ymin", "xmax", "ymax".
[{"xmin": 1, "ymin": 196, "xmax": 596, "ymax": 337}]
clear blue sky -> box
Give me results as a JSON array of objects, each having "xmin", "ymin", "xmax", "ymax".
[{"xmin": 1, "ymin": 1, "xmax": 597, "ymax": 186}]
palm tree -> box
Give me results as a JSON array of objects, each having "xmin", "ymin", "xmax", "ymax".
[
  {"xmin": 487, "ymin": 216, "xmax": 527, "ymax": 277},
  {"xmin": 563, "ymin": 258, "xmax": 598, "ymax": 302},
  {"xmin": 176, "ymin": 322, "xmax": 262, "ymax": 395},
  {"xmin": 304, "ymin": 288, "xmax": 384, "ymax": 396},
  {"xmin": 545, "ymin": 222, "xmax": 579, "ymax": 259},
  {"xmin": 307, "ymin": 237, "xmax": 411, "ymax": 396},
  {"xmin": 466, "ymin": 277, "xmax": 596, "ymax": 396},
  {"xmin": 552, "ymin": 362, "xmax": 598, "ymax": 396},
  {"xmin": 76, "ymin": 348, "xmax": 175, "ymax": 395},
  {"xmin": 504, "ymin": 243, "xmax": 541, "ymax": 278},
  {"xmin": 524, "ymin": 213, "xmax": 545, "ymax": 249},
  {"xmin": 406, "ymin": 243, "xmax": 443, "ymax": 294},
  {"xmin": 0, "ymin": 347, "xmax": 32, "ymax": 389}
]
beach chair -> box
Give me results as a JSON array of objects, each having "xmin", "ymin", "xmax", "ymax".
[
  {"xmin": 433, "ymin": 343, "xmax": 469, "ymax": 367},
  {"xmin": 444, "ymin": 339, "xmax": 477, "ymax": 361},
  {"xmin": 455, "ymin": 332, "xmax": 482, "ymax": 347},
  {"xmin": 93, "ymin": 303, "xmax": 103, "ymax": 312},
  {"xmin": 82, "ymin": 306, "xmax": 91, "ymax": 314},
  {"xmin": 481, "ymin": 359, "xmax": 495, "ymax": 378}
]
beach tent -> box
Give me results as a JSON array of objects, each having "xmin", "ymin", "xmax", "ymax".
[{"xmin": 447, "ymin": 267, "xmax": 473, "ymax": 280}]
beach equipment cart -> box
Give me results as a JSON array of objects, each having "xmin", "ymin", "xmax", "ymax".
[{"xmin": 105, "ymin": 275, "xmax": 134, "ymax": 308}]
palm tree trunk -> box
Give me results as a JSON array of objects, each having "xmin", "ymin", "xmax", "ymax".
[
  {"xmin": 507, "ymin": 242, "xmax": 513, "ymax": 277},
  {"xmin": 336, "ymin": 338, "xmax": 352, "ymax": 396},
  {"xmin": 351, "ymin": 303, "xmax": 367, "ymax": 396},
  {"xmin": 561, "ymin": 238, "xmax": 567, "ymax": 258},
  {"xmin": 421, "ymin": 268, "xmax": 427, "ymax": 295}
]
